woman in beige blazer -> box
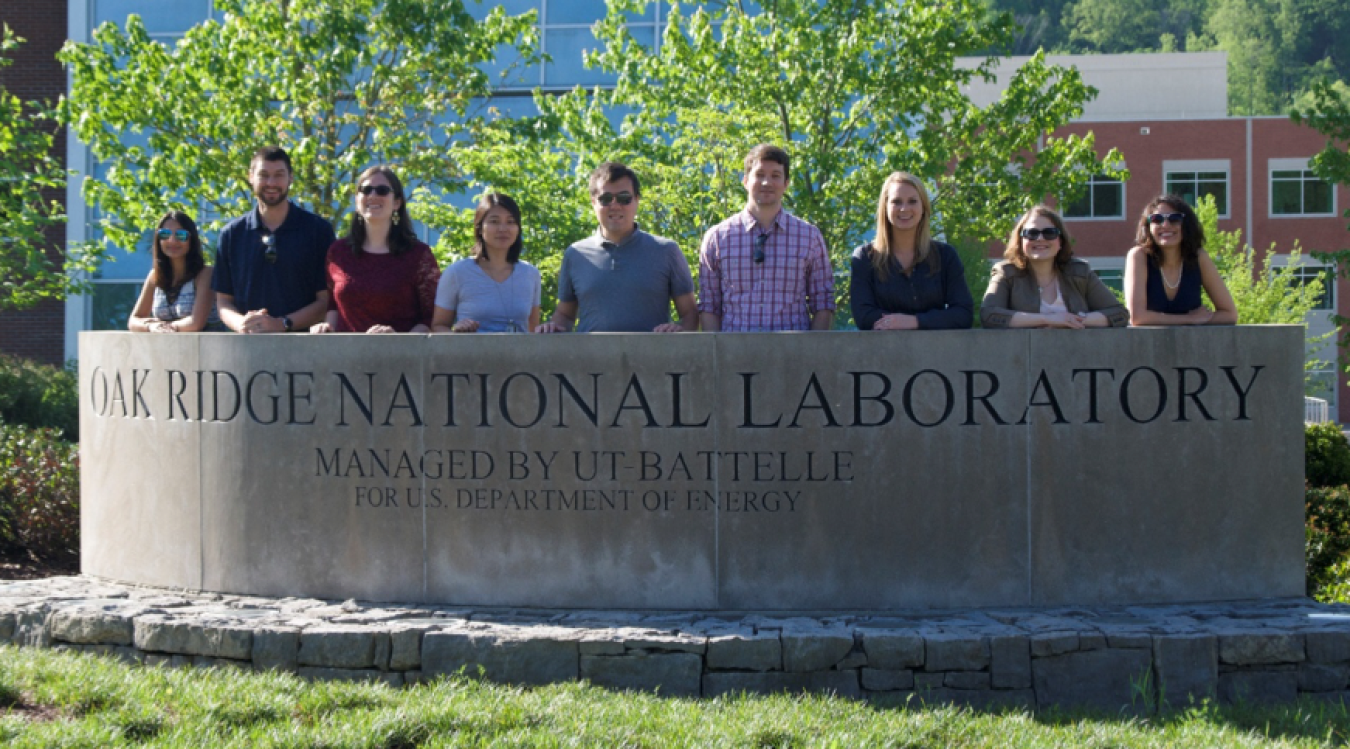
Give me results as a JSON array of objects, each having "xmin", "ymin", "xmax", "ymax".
[{"xmin": 980, "ymin": 205, "xmax": 1128, "ymax": 329}]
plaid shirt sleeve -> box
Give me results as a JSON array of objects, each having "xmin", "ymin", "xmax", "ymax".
[
  {"xmin": 697, "ymin": 229, "xmax": 723, "ymax": 316},
  {"xmin": 804, "ymin": 225, "xmax": 836, "ymax": 314}
]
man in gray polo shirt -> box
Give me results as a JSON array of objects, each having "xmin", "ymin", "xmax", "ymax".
[{"xmin": 535, "ymin": 162, "xmax": 697, "ymax": 333}]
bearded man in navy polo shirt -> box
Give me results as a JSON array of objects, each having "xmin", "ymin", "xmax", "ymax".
[{"xmin": 213, "ymin": 146, "xmax": 336, "ymax": 333}]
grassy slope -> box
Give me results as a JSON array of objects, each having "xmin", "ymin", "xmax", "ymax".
[{"xmin": 1, "ymin": 646, "xmax": 1348, "ymax": 747}]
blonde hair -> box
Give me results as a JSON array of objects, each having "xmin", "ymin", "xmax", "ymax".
[{"xmin": 871, "ymin": 172, "xmax": 935, "ymax": 281}]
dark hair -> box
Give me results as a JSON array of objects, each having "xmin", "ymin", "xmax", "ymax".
[
  {"xmin": 153, "ymin": 211, "xmax": 206, "ymax": 293},
  {"xmin": 1135, "ymin": 194, "xmax": 1204, "ymax": 265},
  {"xmin": 588, "ymin": 162, "xmax": 641, "ymax": 197},
  {"xmin": 744, "ymin": 144, "xmax": 790, "ymax": 182},
  {"xmin": 1004, "ymin": 204, "xmax": 1074, "ymax": 270},
  {"xmin": 472, "ymin": 193, "xmax": 524, "ymax": 263},
  {"xmin": 348, "ymin": 165, "xmax": 418, "ymax": 256},
  {"xmin": 250, "ymin": 146, "xmax": 291, "ymax": 174}
]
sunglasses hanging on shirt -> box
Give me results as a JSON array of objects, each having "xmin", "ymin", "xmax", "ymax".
[
  {"xmin": 753, "ymin": 233, "xmax": 768, "ymax": 263},
  {"xmin": 261, "ymin": 231, "xmax": 277, "ymax": 264}
]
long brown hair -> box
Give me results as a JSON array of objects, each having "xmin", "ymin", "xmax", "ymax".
[
  {"xmin": 1134, "ymin": 194, "xmax": 1204, "ymax": 266},
  {"xmin": 870, "ymin": 172, "xmax": 936, "ymax": 281},
  {"xmin": 153, "ymin": 211, "xmax": 206, "ymax": 293},
  {"xmin": 1004, "ymin": 205, "xmax": 1074, "ymax": 270},
  {"xmin": 348, "ymin": 165, "xmax": 417, "ymax": 256}
]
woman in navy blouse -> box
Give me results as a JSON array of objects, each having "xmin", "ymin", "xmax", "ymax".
[
  {"xmin": 1123, "ymin": 194, "xmax": 1237, "ymax": 326},
  {"xmin": 850, "ymin": 172, "xmax": 972, "ymax": 330}
]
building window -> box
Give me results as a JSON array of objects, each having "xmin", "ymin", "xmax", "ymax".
[
  {"xmin": 1165, "ymin": 168, "xmax": 1228, "ymax": 217},
  {"xmin": 1062, "ymin": 174, "xmax": 1124, "ymax": 219},
  {"xmin": 1093, "ymin": 267, "xmax": 1125, "ymax": 295},
  {"xmin": 1270, "ymin": 159, "xmax": 1335, "ymax": 216},
  {"xmin": 1288, "ymin": 264, "xmax": 1335, "ymax": 311}
]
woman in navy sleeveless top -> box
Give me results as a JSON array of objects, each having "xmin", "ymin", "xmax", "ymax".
[{"xmin": 1123, "ymin": 195, "xmax": 1237, "ymax": 326}]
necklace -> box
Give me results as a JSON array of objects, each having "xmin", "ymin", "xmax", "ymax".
[
  {"xmin": 1161, "ymin": 265, "xmax": 1182, "ymax": 290},
  {"xmin": 1037, "ymin": 274, "xmax": 1058, "ymax": 301}
]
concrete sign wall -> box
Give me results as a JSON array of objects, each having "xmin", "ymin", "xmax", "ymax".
[{"xmin": 79, "ymin": 328, "xmax": 1304, "ymax": 610}]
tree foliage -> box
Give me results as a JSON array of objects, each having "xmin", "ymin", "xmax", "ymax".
[
  {"xmin": 464, "ymin": 0, "xmax": 1122, "ymax": 321},
  {"xmin": 1196, "ymin": 194, "xmax": 1327, "ymax": 327},
  {"xmin": 986, "ymin": 0, "xmax": 1350, "ymax": 116},
  {"xmin": 58, "ymin": 0, "xmax": 542, "ymax": 255},
  {"xmin": 0, "ymin": 26, "xmax": 100, "ymax": 311}
]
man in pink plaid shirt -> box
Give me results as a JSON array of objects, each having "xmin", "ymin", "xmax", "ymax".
[{"xmin": 697, "ymin": 144, "xmax": 836, "ymax": 332}]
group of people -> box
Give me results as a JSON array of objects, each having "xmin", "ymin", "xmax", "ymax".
[{"xmin": 129, "ymin": 144, "xmax": 1238, "ymax": 336}]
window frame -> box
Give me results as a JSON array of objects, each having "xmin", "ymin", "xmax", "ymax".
[
  {"xmin": 1163, "ymin": 159, "xmax": 1230, "ymax": 219},
  {"xmin": 1269, "ymin": 157, "xmax": 1337, "ymax": 218},
  {"xmin": 1061, "ymin": 173, "xmax": 1126, "ymax": 221}
]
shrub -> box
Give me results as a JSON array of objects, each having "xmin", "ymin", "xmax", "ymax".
[
  {"xmin": 0, "ymin": 424, "xmax": 80, "ymax": 564},
  {"xmin": 0, "ymin": 355, "xmax": 78, "ymax": 440},
  {"xmin": 1307, "ymin": 484, "xmax": 1350, "ymax": 598},
  {"xmin": 1307, "ymin": 421, "xmax": 1350, "ymax": 488}
]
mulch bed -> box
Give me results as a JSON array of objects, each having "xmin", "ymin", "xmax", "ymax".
[{"xmin": 0, "ymin": 550, "xmax": 78, "ymax": 581}]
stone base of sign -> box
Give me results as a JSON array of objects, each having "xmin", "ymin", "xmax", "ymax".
[{"xmin": 6, "ymin": 575, "xmax": 1350, "ymax": 711}]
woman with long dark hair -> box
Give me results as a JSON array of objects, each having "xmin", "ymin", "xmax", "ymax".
[
  {"xmin": 128, "ymin": 211, "xmax": 223, "ymax": 332},
  {"xmin": 850, "ymin": 172, "xmax": 972, "ymax": 330},
  {"xmin": 432, "ymin": 193, "xmax": 541, "ymax": 333},
  {"xmin": 981, "ymin": 204, "xmax": 1127, "ymax": 328},
  {"xmin": 310, "ymin": 165, "xmax": 440, "ymax": 333},
  {"xmin": 1124, "ymin": 194, "xmax": 1237, "ymax": 326}
]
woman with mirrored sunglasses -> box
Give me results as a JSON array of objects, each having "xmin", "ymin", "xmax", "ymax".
[
  {"xmin": 310, "ymin": 165, "xmax": 440, "ymax": 334},
  {"xmin": 850, "ymin": 172, "xmax": 973, "ymax": 330},
  {"xmin": 1123, "ymin": 194, "xmax": 1237, "ymax": 326},
  {"xmin": 128, "ymin": 210, "xmax": 224, "ymax": 332},
  {"xmin": 980, "ymin": 205, "xmax": 1126, "ymax": 329}
]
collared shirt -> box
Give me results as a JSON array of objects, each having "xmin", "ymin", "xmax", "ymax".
[
  {"xmin": 212, "ymin": 201, "xmax": 336, "ymax": 317},
  {"xmin": 697, "ymin": 209, "xmax": 836, "ymax": 331},
  {"xmin": 557, "ymin": 226, "xmax": 694, "ymax": 333}
]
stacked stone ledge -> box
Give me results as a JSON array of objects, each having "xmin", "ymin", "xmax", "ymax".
[{"xmin": 5, "ymin": 577, "xmax": 1350, "ymax": 711}]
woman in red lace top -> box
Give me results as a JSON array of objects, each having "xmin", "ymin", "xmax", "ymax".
[{"xmin": 310, "ymin": 165, "xmax": 440, "ymax": 333}]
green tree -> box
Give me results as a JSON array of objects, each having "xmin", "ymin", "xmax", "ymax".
[
  {"xmin": 481, "ymin": 0, "xmax": 1123, "ymax": 322},
  {"xmin": 1063, "ymin": 0, "xmax": 1159, "ymax": 53},
  {"xmin": 0, "ymin": 26, "xmax": 101, "ymax": 310},
  {"xmin": 1196, "ymin": 194, "xmax": 1326, "ymax": 325},
  {"xmin": 57, "ymin": 0, "xmax": 541, "ymax": 256}
]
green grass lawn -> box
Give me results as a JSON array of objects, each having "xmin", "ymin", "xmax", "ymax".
[{"xmin": 2, "ymin": 645, "xmax": 1350, "ymax": 747}]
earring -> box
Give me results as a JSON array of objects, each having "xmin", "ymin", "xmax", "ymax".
[{"xmin": 393, "ymin": 212, "xmax": 400, "ymax": 226}]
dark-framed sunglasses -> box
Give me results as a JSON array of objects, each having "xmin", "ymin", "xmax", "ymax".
[
  {"xmin": 1148, "ymin": 212, "xmax": 1185, "ymax": 225},
  {"xmin": 358, "ymin": 184, "xmax": 394, "ymax": 196},
  {"xmin": 156, "ymin": 228, "xmax": 190, "ymax": 242},
  {"xmin": 753, "ymin": 232, "xmax": 768, "ymax": 263},
  {"xmin": 1020, "ymin": 227, "xmax": 1061, "ymax": 241},
  {"xmin": 596, "ymin": 192, "xmax": 634, "ymax": 207},
  {"xmin": 261, "ymin": 231, "xmax": 277, "ymax": 264}
]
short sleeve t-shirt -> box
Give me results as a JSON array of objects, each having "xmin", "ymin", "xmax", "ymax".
[
  {"xmin": 434, "ymin": 257, "xmax": 541, "ymax": 332},
  {"xmin": 556, "ymin": 228, "xmax": 694, "ymax": 332}
]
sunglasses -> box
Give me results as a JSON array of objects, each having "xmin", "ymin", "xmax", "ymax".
[
  {"xmin": 1020, "ymin": 227, "xmax": 1061, "ymax": 241},
  {"xmin": 753, "ymin": 233, "xmax": 768, "ymax": 263},
  {"xmin": 261, "ymin": 231, "xmax": 277, "ymax": 264},
  {"xmin": 157, "ymin": 228, "xmax": 190, "ymax": 242},
  {"xmin": 1148, "ymin": 212, "xmax": 1185, "ymax": 225},
  {"xmin": 358, "ymin": 184, "xmax": 394, "ymax": 196},
  {"xmin": 596, "ymin": 192, "xmax": 634, "ymax": 207}
]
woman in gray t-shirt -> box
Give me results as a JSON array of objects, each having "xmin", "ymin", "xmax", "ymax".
[{"xmin": 432, "ymin": 193, "xmax": 542, "ymax": 333}]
